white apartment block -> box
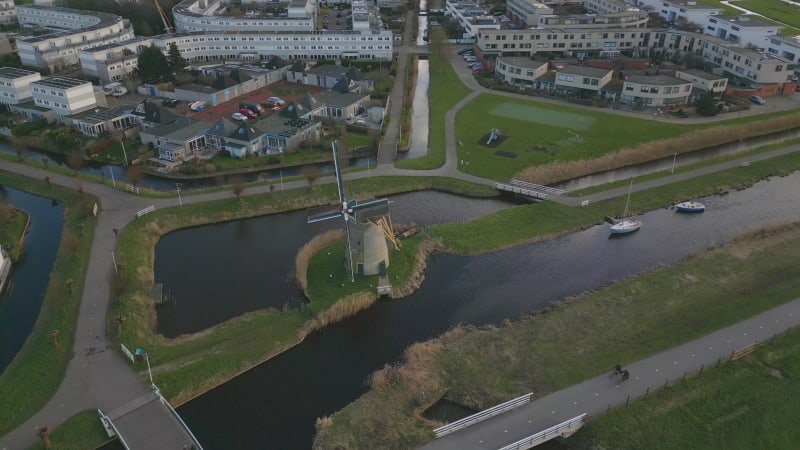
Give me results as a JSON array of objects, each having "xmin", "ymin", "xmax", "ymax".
[
  {"xmin": 79, "ymin": 38, "xmax": 154, "ymax": 83},
  {"xmin": 554, "ymin": 65, "xmax": 613, "ymax": 92},
  {"xmin": 621, "ymin": 74, "xmax": 693, "ymax": 106},
  {"xmin": 154, "ymin": 30, "xmax": 393, "ymax": 63},
  {"xmin": 494, "ymin": 57, "xmax": 549, "ymax": 86},
  {"xmin": 172, "ymin": 0, "xmax": 316, "ymax": 33},
  {"xmin": 0, "ymin": 67, "xmax": 42, "ymax": 106},
  {"xmin": 538, "ymin": 10, "xmax": 649, "ymax": 29},
  {"xmin": 765, "ymin": 35, "xmax": 800, "ymax": 64},
  {"xmin": 445, "ymin": 0, "xmax": 500, "ymax": 38},
  {"xmin": 506, "ymin": 0, "xmax": 554, "ymax": 27},
  {"xmin": 30, "ymin": 76, "xmax": 97, "ymax": 121},
  {"xmin": 0, "ymin": 0, "xmax": 16, "ymax": 25},
  {"xmin": 635, "ymin": 0, "xmax": 721, "ymax": 26},
  {"xmin": 15, "ymin": 6, "xmax": 134, "ymax": 71},
  {"xmin": 675, "ymin": 68, "xmax": 728, "ymax": 92},
  {"xmin": 705, "ymin": 15, "xmax": 780, "ymax": 47},
  {"xmin": 351, "ymin": 0, "xmax": 372, "ymax": 32}
]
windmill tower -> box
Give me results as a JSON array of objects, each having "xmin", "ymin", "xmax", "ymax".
[{"xmin": 307, "ymin": 141, "xmax": 395, "ymax": 282}]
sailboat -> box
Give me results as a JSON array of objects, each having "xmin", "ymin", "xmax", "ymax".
[{"xmin": 610, "ymin": 179, "xmax": 641, "ymax": 235}]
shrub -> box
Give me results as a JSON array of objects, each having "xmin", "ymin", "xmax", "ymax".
[{"xmin": 12, "ymin": 118, "xmax": 48, "ymax": 136}]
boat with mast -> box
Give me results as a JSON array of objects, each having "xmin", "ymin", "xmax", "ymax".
[{"xmin": 610, "ymin": 179, "xmax": 641, "ymax": 235}]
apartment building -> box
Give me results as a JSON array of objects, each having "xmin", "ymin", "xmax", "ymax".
[
  {"xmin": 0, "ymin": 0, "xmax": 16, "ymax": 25},
  {"xmin": 765, "ymin": 35, "xmax": 800, "ymax": 64},
  {"xmin": 445, "ymin": 0, "xmax": 500, "ymax": 38},
  {"xmin": 634, "ymin": 0, "xmax": 721, "ymax": 25},
  {"xmin": 79, "ymin": 38, "xmax": 154, "ymax": 83},
  {"xmin": 172, "ymin": 0, "xmax": 316, "ymax": 33},
  {"xmin": 494, "ymin": 57, "xmax": 549, "ymax": 87},
  {"xmin": 554, "ymin": 64, "xmax": 613, "ymax": 92},
  {"xmin": 505, "ymin": 0, "xmax": 554, "ymax": 27},
  {"xmin": 30, "ymin": 76, "xmax": 97, "ymax": 120},
  {"xmin": 675, "ymin": 68, "xmax": 728, "ymax": 93},
  {"xmin": 0, "ymin": 67, "xmax": 42, "ymax": 106},
  {"xmin": 621, "ymin": 74, "xmax": 693, "ymax": 105},
  {"xmin": 705, "ymin": 15, "xmax": 780, "ymax": 47},
  {"xmin": 15, "ymin": 6, "xmax": 134, "ymax": 70}
]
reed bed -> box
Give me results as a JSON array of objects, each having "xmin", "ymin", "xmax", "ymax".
[{"xmin": 294, "ymin": 229, "xmax": 345, "ymax": 296}]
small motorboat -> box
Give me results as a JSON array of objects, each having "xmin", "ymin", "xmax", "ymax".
[{"xmin": 675, "ymin": 201, "xmax": 705, "ymax": 213}]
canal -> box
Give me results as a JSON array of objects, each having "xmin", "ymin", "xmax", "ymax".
[
  {"xmin": 0, "ymin": 186, "xmax": 64, "ymax": 372},
  {"xmin": 174, "ymin": 172, "xmax": 800, "ymax": 449}
]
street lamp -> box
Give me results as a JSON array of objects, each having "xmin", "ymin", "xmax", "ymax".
[
  {"xmin": 176, "ymin": 183, "xmax": 183, "ymax": 207},
  {"xmin": 120, "ymin": 138, "xmax": 129, "ymax": 167},
  {"xmin": 280, "ymin": 170, "xmax": 284, "ymax": 191},
  {"xmin": 671, "ymin": 153, "xmax": 677, "ymax": 174}
]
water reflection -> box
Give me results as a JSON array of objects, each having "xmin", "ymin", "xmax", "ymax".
[
  {"xmin": 398, "ymin": 60, "xmax": 431, "ymax": 160},
  {"xmin": 0, "ymin": 187, "xmax": 64, "ymax": 371},
  {"xmin": 178, "ymin": 173, "xmax": 800, "ymax": 449}
]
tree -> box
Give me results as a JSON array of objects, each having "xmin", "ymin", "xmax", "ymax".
[
  {"xmin": 48, "ymin": 330, "xmax": 59, "ymax": 346},
  {"xmin": 231, "ymin": 176, "xmax": 246, "ymax": 199},
  {"xmin": 302, "ymin": 165, "xmax": 321, "ymax": 191},
  {"xmin": 137, "ymin": 45, "xmax": 175, "ymax": 84},
  {"xmin": 167, "ymin": 43, "xmax": 187, "ymax": 74},
  {"xmin": 42, "ymin": 156, "xmax": 49, "ymax": 168},
  {"xmin": 35, "ymin": 426, "xmax": 51, "ymax": 449},
  {"xmin": 44, "ymin": 176, "xmax": 52, "ymax": 188},
  {"xmin": 66, "ymin": 151, "xmax": 85, "ymax": 176},
  {"xmin": 127, "ymin": 166, "xmax": 145, "ymax": 188},
  {"xmin": 695, "ymin": 91, "xmax": 719, "ymax": 117}
]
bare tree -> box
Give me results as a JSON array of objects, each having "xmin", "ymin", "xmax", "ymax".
[
  {"xmin": 44, "ymin": 176, "xmax": 52, "ymax": 188},
  {"xmin": 42, "ymin": 156, "xmax": 49, "ymax": 169},
  {"xmin": 302, "ymin": 165, "xmax": 322, "ymax": 191},
  {"xmin": 127, "ymin": 166, "xmax": 145, "ymax": 188},
  {"xmin": 66, "ymin": 151, "xmax": 85, "ymax": 176},
  {"xmin": 231, "ymin": 176, "xmax": 246, "ymax": 199}
]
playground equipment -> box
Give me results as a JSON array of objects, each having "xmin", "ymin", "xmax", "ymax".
[
  {"xmin": 487, "ymin": 128, "xmax": 502, "ymax": 145},
  {"xmin": 568, "ymin": 130, "xmax": 581, "ymax": 143}
]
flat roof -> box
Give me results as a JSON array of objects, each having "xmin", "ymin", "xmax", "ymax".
[
  {"xmin": 559, "ymin": 65, "xmax": 611, "ymax": 77},
  {"xmin": 677, "ymin": 68, "xmax": 726, "ymax": 81},
  {"xmin": 713, "ymin": 14, "xmax": 777, "ymax": 28},
  {"xmin": 313, "ymin": 90, "xmax": 367, "ymax": 108},
  {"xmin": 625, "ymin": 74, "xmax": 688, "ymax": 85},
  {"xmin": 17, "ymin": 5, "xmax": 123, "ymax": 30},
  {"xmin": 497, "ymin": 57, "xmax": 548, "ymax": 70},
  {"xmin": 32, "ymin": 76, "xmax": 90, "ymax": 89},
  {"xmin": 667, "ymin": 0, "xmax": 721, "ymax": 10},
  {"xmin": 0, "ymin": 67, "xmax": 40, "ymax": 79}
]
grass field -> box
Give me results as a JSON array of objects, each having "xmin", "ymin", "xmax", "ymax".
[
  {"xmin": 0, "ymin": 205, "xmax": 28, "ymax": 261},
  {"xmin": 571, "ymin": 327, "xmax": 800, "ymax": 449},
  {"xmin": 455, "ymin": 94, "xmax": 699, "ymax": 181},
  {"xmin": 314, "ymin": 222, "xmax": 800, "ymax": 449},
  {"xmin": 29, "ymin": 410, "xmax": 110, "ymax": 450},
  {"xmin": 737, "ymin": 0, "xmax": 800, "ymax": 30}
]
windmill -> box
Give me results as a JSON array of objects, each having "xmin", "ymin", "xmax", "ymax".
[{"xmin": 307, "ymin": 141, "xmax": 395, "ymax": 282}]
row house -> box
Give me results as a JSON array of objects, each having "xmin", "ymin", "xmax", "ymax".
[
  {"xmin": 172, "ymin": 0, "xmax": 316, "ymax": 33},
  {"xmin": 206, "ymin": 115, "xmax": 321, "ymax": 158},
  {"xmin": 71, "ymin": 105, "xmax": 137, "ymax": 137},
  {"xmin": 620, "ymin": 74, "xmax": 693, "ymax": 106},
  {"xmin": 79, "ymin": 38, "xmax": 154, "ymax": 83},
  {"xmin": 30, "ymin": 76, "xmax": 98, "ymax": 122},
  {"xmin": 286, "ymin": 62, "xmax": 373, "ymax": 92},
  {"xmin": 634, "ymin": 0, "xmax": 721, "ymax": 25},
  {"xmin": 0, "ymin": 67, "xmax": 42, "ymax": 106},
  {"xmin": 140, "ymin": 118, "xmax": 211, "ymax": 162},
  {"xmin": 705, "ymin": 15, "xmax": 779, "ymax": 47}
]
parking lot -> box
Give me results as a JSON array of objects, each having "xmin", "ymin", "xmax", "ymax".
[
  {"xmin": 318, "ymin": 3, "xmax": 352, "ymax": 31},
  {"xmin": 183, "ymin": 81, "xmax": 325, "ymax": 123}
]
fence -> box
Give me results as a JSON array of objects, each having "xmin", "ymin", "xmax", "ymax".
[
  {"xmin": 152, "ymin": 385, "xmax": 205, "ymax": 450},
  {"xmin": 125, "ymin": 184, "xmax": 140, "ymax": 195},
  {"xmin": 433, "ymin": 393, "xmax": 532, "ymax": 438},
  {"xmin": 497, "ymin": 413, "xmax": 588, "ymax": 450},
  {"xmin": 135, "ymin": 205, "xmax": 155, "ymax": 218}
]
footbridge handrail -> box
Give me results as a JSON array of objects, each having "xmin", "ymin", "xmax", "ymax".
[
  {"xmin": 153, "ymin": 384, "xmax": 205, "ymax": 450},
  {"xmin": 98, "ymin": 408, "xmax": 133, "ymax": 450},
  {"xmin": 433, "ymin": 393, "xmax": 533, "ymax": 438},
  {"xmin": 496, "ymin": 413, "xmax": 588, "ymax": 450}
]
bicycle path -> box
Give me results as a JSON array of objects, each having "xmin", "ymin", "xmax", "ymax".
[{"xmin": 424, "ymin": 297, "xmax": 800, "ymax": 449}]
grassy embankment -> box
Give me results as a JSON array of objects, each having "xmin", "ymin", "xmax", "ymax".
[
  {"xmin": 109, "ymin": 176, "xmax": 496, "ymax": 405},
  {"xmin": 308, "ymin": 154, "xmax": 800, "ymax": 448},
  {"xmin": 456, "ymin": 95, "xmax": 800, "ymax": 182},
  {"xmin": 571, "ymin": 326, "xmax": 800, "ymax": 449},
  {"xmin": 394, "ymin": 30, "xmax": 472, "ymax": 170},
  {"xmin": 313, "ymin": 220, "xmax": 800, "ymax": 449},
  {"xmin": 737, "ymin": 0, "xmax": 800, "ymax": 30},
  {"xmin": 29, "ymin": 410, "xmax": 111, "ymax": 450},
  {"xmin": 0, "ymin": 171, "xmax": 98, "ymax": 435},
  {"xmin": 0, "ymin": 204, "xmax": 29, "ymax": 261}
]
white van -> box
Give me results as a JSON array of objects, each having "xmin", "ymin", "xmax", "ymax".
[
  {"xmin": 103, "ymin": 82, "xmax": 128, "ymax": 97},
  {"xmin": 189, "ymin": 100, "xmax": 207, "ymax": 112}
]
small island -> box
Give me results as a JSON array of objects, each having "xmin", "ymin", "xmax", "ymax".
[{"xmin": 0, "ymin": 204, "xmax": 29, "ymax": 294}]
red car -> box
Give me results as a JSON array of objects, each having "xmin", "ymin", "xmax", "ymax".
[{"xmin": 239, "ymin": 108, "xmax": 258, "ymax": 119}]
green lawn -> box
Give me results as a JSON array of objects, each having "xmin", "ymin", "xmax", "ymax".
[
  {"xmin": 572, "ymin": 327, "xmax": 800, "ymax": 449},
  {"xmin": 30, "ymin": 410, "xmax": 110, "ymax": 450},
  {"xmin": 737, "ymin": 0, "xmax": 800, "ymax": 30},
  {"xmin": 0, "ymin": 172, "xmax": 98, "ymax": 435},
  {"xmin": 0, "ymin": 205, "xmax": 28, "ymax": 261},
  {"xmin": 344, "ymin": 132, "xmax": 373, "ymax": 149},
  {"xmin": 90, "ymin": 139, "xmax": 140, "ymax": 166},
  {"xmin": 395, "ymin": 31, "xmax": 472, "ymax": 170}
]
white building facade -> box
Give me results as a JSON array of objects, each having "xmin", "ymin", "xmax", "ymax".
[
  {"xmin": 0, "ymin": 67, "xmax": 42, "ymax": 106},
  {"xmin": 0, "ymin": 0, "xmax": 16, "ymax": 25},
  {"xmin": 172, "ymin": 0, "xmax": 316, "ymax": 33},
  {"xmin": 30, "ymin": 76, "xmax": 97, "ymax": 121},
  {"xmin": 621, "ymin": 74, "xmax": 693, "ymax": 106},
  {"xmin": 704, "ymin": 15, "xmax": 780, "ymax": 47}
]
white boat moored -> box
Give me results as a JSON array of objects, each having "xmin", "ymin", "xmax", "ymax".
[
  {"xmin": 609, "ymin": 218, "xmax": 642, "ymax": 234},
  {"xmin": 675, "ymin": 201, "xmax": 705, "ymax": 213}
]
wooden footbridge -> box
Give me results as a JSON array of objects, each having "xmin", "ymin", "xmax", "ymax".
[
  {"xmin": 99, "ymin": 385, "xmax": 203, "ymax": 450},
  {"xmin": 494, "ymin": 179, "xmax": 565, "ymax": 200}
]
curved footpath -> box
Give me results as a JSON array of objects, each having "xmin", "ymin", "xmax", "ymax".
[{"xmin": 1, "ymin": 45, "xmax": 799, "ymax": 449}]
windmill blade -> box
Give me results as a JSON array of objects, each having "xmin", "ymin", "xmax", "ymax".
[
  {"xmin": 331, "ymin": 140, "xmax": 346, "ymax": 205},
  {"xmin": 307, "ymin": 210, "xmax": 344, "ymax": 224},
  {"xmin": 351, "ymin": 198, "xmax": 389, "ymax": 211}
]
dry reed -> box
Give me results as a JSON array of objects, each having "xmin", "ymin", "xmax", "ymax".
[
  {"xmin": 299, "ymin": 292, "xmax": 376, "ymax": 338},
  {"xmin": 294, "ymin": 229, "xmax": 345, "ymax": 296},
  {"xmin": 391, "ymin": 237, "xmax": 443, "ymax": 298},
  {"xmin": 515, "ymin": 115, "xmax": 800, "ymax": 185}
]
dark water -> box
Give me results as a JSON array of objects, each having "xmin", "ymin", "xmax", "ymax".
[
  {"xmin": 154, "ymin": 191, "xmax": 518, "ymax": 337},
  {"xmin": 0, "ymin": 186, "xmax": 64, "ymax": 372},
  {"xmin": 0, "ymin": 142, "xmax": 371, "ymax": 192},
  {"xmin": 398, "ymin": 59, "xmax": 431, "ymax": 160},
  {"xmin": 176, "ymin": 173, "xmax": 800, "ymax": 449}
]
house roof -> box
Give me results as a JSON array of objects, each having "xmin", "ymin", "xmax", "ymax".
[
  {"xmin": 207, "ymin": 117, "xmax": 241, "ymax": 138},
  {"xmin": 264, "ymin": 56, "xmax": 289, "ymax": 70},
  {"xmin": 71, "ymin": 105, "xmax": 134, "ymax": 124},
  {"xmin": 314, "ymin": 90, "xmax": 368, "ymax": 108},
  {"xmin": 281, "ymin": 93, "xmax": 320, "ymax": 118},
  {"xmin": 307, "ymin": 64, "xmax": 349, "ymax": 78},
  {"xmin": 210, "ymin": 74, "xmax": 240, "ymax": 90},
  {"xmin": 330, "ymin": 77, "xmax": 352, "ymax": 93},
  {"xmin": 677, "ymin": 68, "xmax": 726, "ymax": 81},
  {"xmin": 559, "ymin": 65, "xmax": 612, "ymax": 78},
  {"xmin": 498, "ymin": 57, "xmax": 548, "ymax": 70},
  {"xmin": 288, "ymin": 60, "xmax": 305, "ymax": 73},
  {"xmin": 144, "ymin": 118, "xmax": 210, "ymax": 140},
  {"xmin": 132, "ymin": 100, "xmax": 178, "ymax": 125},
  {"xmin": 625, "ymin": 74, "xmax": 688, "ymax": 86}
]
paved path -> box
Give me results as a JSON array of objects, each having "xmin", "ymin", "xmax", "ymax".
[
  {"xmin": 423, "ymin": 298, "xmax": 800, "ymax": 449},
  {"xmin": 377, "ymin": 10, "xmax": 414, "ymax": 165},
  {"xmin": 1, "ymin": 43, "xmax": 797, "ymax": 449}
]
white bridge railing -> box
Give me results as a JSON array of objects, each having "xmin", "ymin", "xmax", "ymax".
[
  {"xmin": 497, "ymin": 413, "xmax": 588, "ymax": 450},
  {"xmin": 433, "ymin": 393, "xmax": 532, "ymax": 438},
  {"xmin": 135, "ymin": 205, "xmax": 155, "ymax": 218}
]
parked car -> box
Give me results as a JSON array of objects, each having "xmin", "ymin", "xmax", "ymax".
[
  {"xmin": 239, "ymin": 108, "xmax": 258, "ymax": 119},
  {"xmin": 189, "ymin": 101, "xmax": 207, "ymax": 112},
  {"xmin": 239, "ymin": 102, "xmax": 265, "ymax": 116},
  {"xmin": 457, "ymin": 47, "xmax": 473, "ymax": 55},
  {"xmin": 468, "ymin": 63, "xmax": 483, "ymax": 69},
  {"xmin": 263, "ymin": 96, "xmax": 286, "ymax": 107},
  {"xmin": 231, "ymin": 112, "xmax": 249, "ymax": 121},
  {"xmin": 161, "ymin": 98, "xmax": 179, "ymax": 107},
  {"xmin": 748, "ymin": 95, "xmax": 766, "ymax": 105},
  {"xmin": 464, "ymin": 56, "xmax": 478, "ymax": 62}
]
